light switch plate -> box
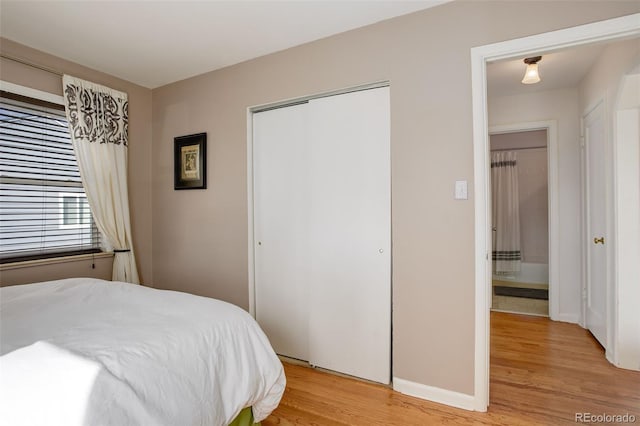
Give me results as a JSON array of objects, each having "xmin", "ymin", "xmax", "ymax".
[{"xmin": 455, "ymin": 180, "xmax": 468, "ymax": 200}]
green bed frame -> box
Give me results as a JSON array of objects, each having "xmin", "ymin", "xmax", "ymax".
[{"xmin": 228, "ymin": 407, "xmax": 260, "ymax": 426}]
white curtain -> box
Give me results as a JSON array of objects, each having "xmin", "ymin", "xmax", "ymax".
[
  {"xmin": 63, "ymin": 75, "xmax": 139, "ymax": 284},
  {"xmin": 491, "ymin": 151, "xmax": 521, "ymax": 274}
]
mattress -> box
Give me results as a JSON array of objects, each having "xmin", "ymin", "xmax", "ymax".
[{"xmin": 0, "ymin": 278, "xmax": 285, "ymax": 426}]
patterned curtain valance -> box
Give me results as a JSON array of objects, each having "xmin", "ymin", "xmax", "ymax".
[{"xmin": 63, "ymin": 75, "xmax": 128, "ymax": 146}]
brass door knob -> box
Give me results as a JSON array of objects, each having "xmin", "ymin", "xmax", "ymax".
[{"xmin": 593, "ymin": 237, "xmax": 604, "ymax": 245}]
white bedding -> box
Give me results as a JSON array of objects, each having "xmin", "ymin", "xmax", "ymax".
[{"xmin": 0, "ymin": 278, "xmax": 285, "ymax": 426}]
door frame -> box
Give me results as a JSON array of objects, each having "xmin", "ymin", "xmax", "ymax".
[
  {"xmin": 488, "ymin": 121, "xmax": 559, "ymax": 320},
  {"xmin": 470, "ymin": 13, "xmax": 640, "ymax": 411},
  {"xmin": 613, "ymin": 70, "xmax": 640, "ymax": 369}
]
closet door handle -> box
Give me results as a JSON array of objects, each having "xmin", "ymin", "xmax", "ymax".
[{"xmin": 593, "ymin": 237, "xmax": 604, "ymax": 245}]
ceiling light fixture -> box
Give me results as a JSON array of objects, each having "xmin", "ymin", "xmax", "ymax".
[{"xmin": 521, "ymin": 56, "xmax": 542, "ymax": 84}]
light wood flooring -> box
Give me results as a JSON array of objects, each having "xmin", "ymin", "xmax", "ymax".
[{"xmin": 263, "ymin": 312, "xmax": 640, "ymax": 425}]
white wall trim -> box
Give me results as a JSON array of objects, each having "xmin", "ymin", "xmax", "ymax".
[
  {"xmin": 579, "ymin": 114, "xmax": 588, "ymax": 329},
  {"xmin": 471, "ymin": 41, "xmax": 491, "ymax": 412},
  {"xmin": 471, "ymin": 12, "xmax": 640, "ymax": 412},
  {"xmin": 555, "ymin": 313, "xmax": 581, "ymax": 324},
  {"xmin": 393, "ymin": 377, "xmax": 475, "ymax": 411},
  {"xmin": 612, "ymin": 70, "xmax": 640, "ymax": 371},
  {"xmin": 246, "ymin": 108, "xmax": 256, "ymax": 317},
  {"xmin": 603, "ymin": 94, "xmax": 616, "ymax": 368},
  {"xmin": 489, "ymin": 121, "xmax": 560, "ymax": 322},
  {"xmin": 0, "ymin": 80, "xmax": 64, "ymax": 105}
]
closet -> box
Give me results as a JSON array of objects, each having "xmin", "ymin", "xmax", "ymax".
[{"xmin": 252, "ymin": 86, "xmax": 390, "ymax": 384}]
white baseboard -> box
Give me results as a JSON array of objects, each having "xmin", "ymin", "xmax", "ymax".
[
  {"xmin": 554, "ymin": 313, "xmax": 580, "ymax": 324},
  {"xmin": 393, "ymin": 377, "xmax": 475, "ymax": 411}
]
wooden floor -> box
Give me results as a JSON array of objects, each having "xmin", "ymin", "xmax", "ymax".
[{"xmin": 263, "ymin": 312, "xmax": 640, "ymax": 425}]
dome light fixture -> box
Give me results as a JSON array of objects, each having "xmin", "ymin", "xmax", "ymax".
[{"xmin": 521, "ymin": 56, "xmax": 542, "ymax": 84}]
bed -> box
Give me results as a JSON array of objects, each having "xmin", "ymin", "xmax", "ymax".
[{"xmin": 0, "ymin": 278, "xmax": 285, "ymax": 426}]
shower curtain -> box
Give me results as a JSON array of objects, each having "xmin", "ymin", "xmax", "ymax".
[{"xmin": 491, "ymin": 151, "xmax": 521, "ymax": 274}]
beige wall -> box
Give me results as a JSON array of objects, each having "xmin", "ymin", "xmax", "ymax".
[
  {"xmin": 0, "ymin": 255, "xmax": 113, "ymax": 287},
  {"xmin": 580, "ymin": 38, "xmax": 639, "ymax": 113},
  {"xmin": 517, "ymin": 148, "xmax": 549, "ymax": 264},
  {"xmin": 151, "ymin": 2, "xmax": 639, "ymax": 395},
  {"xmin": 0, "ymin": 38, "xmax": 154, "ymax": 285},
  {"xmin": 490, "ymin": 129, "xmax": 546, "ymax": 150}
]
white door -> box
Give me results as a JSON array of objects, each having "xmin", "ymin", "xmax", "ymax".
[
  {"xmin": 253, "ymin": 103, "xmax": 310, "ymax": 361},
  {"xmin": 584, "ymin": 102, "xmax": 607, "ymax": 348},
  {"xmin": 307, "ymin": 87, "xmax": 391, "ymax": 384}
]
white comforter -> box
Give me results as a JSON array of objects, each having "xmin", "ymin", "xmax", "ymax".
[{"xmin": 0, "ymin": 278, "xmax": 285, "ymax": 426}]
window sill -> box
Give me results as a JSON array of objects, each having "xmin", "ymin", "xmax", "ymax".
[{"xmin": 0, "ymin": 252, "xmax": 114, "ymax": 271}]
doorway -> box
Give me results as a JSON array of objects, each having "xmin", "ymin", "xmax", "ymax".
[
  {"xmin": 489, "ymin": 128, "xmax": 551, "ymax": 317},
  {"xmin": 470, "ymin": 13, "xmax": 640, "ymax": 411}
]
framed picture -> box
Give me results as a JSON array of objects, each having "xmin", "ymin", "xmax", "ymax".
[{"xmin": 174, "ymin": 133, "xmax": 207, "ymax": 190}]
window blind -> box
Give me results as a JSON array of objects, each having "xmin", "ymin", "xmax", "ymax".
[{"xmin": 0, "ymin": 92, "xmax": 100, "ymax": 263}]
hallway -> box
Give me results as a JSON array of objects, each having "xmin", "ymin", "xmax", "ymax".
[{"xmin": 490, "ymin": 312, "xmax": 639, "ymax": 423}]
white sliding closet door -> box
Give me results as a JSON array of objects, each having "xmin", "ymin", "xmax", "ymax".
[
  {"xmin": 253, "ymin": 87, "xmax": 391, "ymax": 384},
  {"xmin": 253, "ymin": 103, "xmax": 310, "ymax": 361},
  {"xmin": 307, "ymin": 87, "xmax": 391, "ymax": 384}
]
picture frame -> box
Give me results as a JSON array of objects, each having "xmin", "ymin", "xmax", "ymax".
[{"xmin": 174, "ymin": 133, "xmax": 207, "ymax": 190}]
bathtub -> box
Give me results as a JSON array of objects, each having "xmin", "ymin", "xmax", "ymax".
[{"xmin": 493, "ymin": 262, "xmax": 548, "ymax": 284}]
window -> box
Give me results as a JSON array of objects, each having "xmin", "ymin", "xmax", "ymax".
[
  {"xmin": 0, "ymin": 91, "xmax": 100, "ymax": 263},
  {"xmin": 60, "ymin": 193, "xmax": 91, "ymax": 227}
]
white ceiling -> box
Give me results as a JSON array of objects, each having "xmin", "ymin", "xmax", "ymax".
[
  {"xmin": 487, "ymin": 43, "xmax": 607, "ymax": 97},
  {"xmin": 0, "ymin": 0, "xmax": 449, "ymax": 89}
]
